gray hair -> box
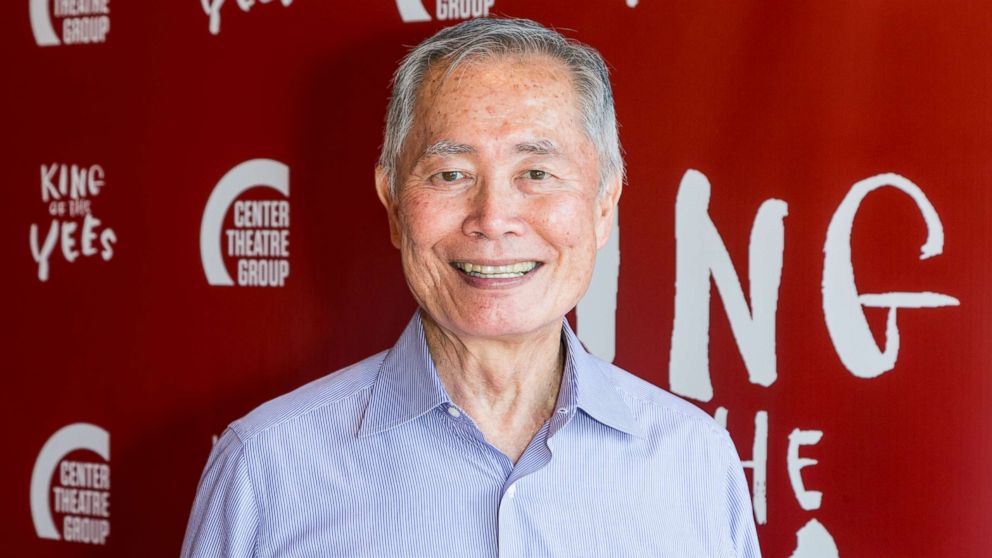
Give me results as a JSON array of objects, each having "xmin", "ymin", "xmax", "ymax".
[{"xmin": 378, "ymin": 17, "xmax": 624, "ymax": 196}]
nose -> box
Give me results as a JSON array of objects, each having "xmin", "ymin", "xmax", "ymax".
[{"xmin": 462, "ymin": 180, "xmax": 525, "ymax": 240}]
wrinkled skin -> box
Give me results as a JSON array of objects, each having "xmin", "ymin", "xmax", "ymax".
[{"xmin": 376, "ymin": 55, "xmax": 622, "ymax": 346}]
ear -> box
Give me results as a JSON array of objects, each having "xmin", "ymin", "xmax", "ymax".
[
  {"xmin": 375, "ymin": 166, "xmax": 402, "ymax": 249},
  {"xmin": 595, "ymin": 174, "xmax": 623, "ymax": 249}
]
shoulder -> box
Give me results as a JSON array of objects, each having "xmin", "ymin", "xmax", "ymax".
[
  {"xmin": 594, "ymin": 360, "xmax": 760, "ymax": 556},
  {"xmin": 226, "ymin": 350, "xmax": 387, "ymax": 443},
  {"xmin": 595, "ymin": 357, "xmax": 732, "ymax": 446}
]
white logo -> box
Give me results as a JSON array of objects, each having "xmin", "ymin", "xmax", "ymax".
[
  {"xmin": 200, "ymin": 158, "xmax": 291, "ymax": 287},
  {"xmin": 30, "ymin": 0, "xmax": 111, "ymax": 47},
  {"xmin": 396, "ymin": 0, "xmax": 494, "ymax": 23},
  {"xmin": 29, "ymin": 163, "xmax": 118, "ymax": 282},
  {"xmin": 30, "ymin": 423, "xmax": 111, "ymax": 545},
  {"xmin": 201, "ymin": 0, "xmax": 294, "ymax": 35}
]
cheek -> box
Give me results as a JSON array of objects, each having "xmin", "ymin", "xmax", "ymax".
[
  {"xmin": 400, "ymin": 198, "xmax": 438, "ymax": 241},
  {"xmin": 398, "ymin": 196, "xmax": 461, "ymax": 255},
  {"xmin": 535, "ymin": 198, "xmax": 596, "ymax": 248}
]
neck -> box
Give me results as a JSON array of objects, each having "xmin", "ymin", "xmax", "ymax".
[{"xmin": 421, "ymin": 312, "xmax": 565, "ymax": 462}]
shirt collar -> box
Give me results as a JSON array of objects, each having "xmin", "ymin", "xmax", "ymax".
[
  {"xmin": 560, "ymin": 319, "xmax": 645, "ymax": 439},
  {"xmin": 358, "ymin": 312, "xmax": 644, "ymax": 439},
  {"xmin": 358, "ymin": 313, "xmax": 451, "ymax": 437}
]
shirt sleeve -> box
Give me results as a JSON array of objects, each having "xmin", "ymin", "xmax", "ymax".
[
  {"xmin": 724, "ymin": 432, "xmax": 762, "ymax": 558},
  {"xmin": 181, "ymin": 428, "xmax": 261, "ymax": 558}
]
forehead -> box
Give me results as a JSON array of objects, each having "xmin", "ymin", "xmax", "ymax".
[
  {"xmin": 423, "ymin": 53, "xmax": 575, "ymax": 96},
  {"xmin": 410, "ymin": 54, "xmax": 583, "ymax": 141}
]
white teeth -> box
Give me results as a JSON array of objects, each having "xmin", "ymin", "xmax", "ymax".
[{"xmin": 454, "ymin": 261, "xmax": 538, "ymax": 277}]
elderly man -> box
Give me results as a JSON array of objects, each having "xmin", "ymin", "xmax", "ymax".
[{"xmin": 182, "ymin": 17, "xmax": 760, "ymax": 557}]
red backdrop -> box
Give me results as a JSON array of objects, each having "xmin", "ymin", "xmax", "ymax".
[{"xmin": 5, "ymin": 1, "xmax": 989, "ymax": 556}]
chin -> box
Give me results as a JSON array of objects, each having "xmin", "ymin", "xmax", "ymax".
[{"xmin": 444, "ymin": 306, "xmax": 562, "ymax": 340}]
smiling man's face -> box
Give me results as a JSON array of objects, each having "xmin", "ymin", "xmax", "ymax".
[{"xmin": 377, "ymin": 55, "xmax": 620, "ymax": 342}]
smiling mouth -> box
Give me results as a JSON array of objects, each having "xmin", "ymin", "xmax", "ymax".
[{"xmin": 451, "ymin": 261, "xmax": 540, "ymax": 279}]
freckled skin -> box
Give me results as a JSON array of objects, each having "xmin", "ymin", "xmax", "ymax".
[
  {"xmin": 377, "ymin": 55, "xmax": 622, "ymax": 344},
  {"xmin": 374, "ymin": 55, "xmax": 623, "ymax": 461}
]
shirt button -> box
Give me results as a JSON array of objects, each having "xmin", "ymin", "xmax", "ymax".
[
  {"xmin": 557, "ymin": 407, "xmax": 568, "ymax": 414},
  {"xmin": 507, "ymin": 484, "xmax": 517, "ymax": 498},
  {"xmin": 447, "ymin": 407, "xmax": 461, "ymax": 418}
]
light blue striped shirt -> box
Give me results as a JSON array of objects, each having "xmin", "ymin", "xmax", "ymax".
[{"xmin": 182, "ymin": 313, "xmax": 760, "ymax": 557}]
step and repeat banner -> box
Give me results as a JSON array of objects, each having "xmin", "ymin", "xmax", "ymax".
[{"xmin": 5, "ymin": 1, "xmax": 989, "ymax": 556}]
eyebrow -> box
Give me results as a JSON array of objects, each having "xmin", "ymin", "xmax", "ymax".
[
  {"xmin": 422, "ymin": 140, "xmax": 475, "ymax": 158},
  {"xmin": 514, "ymin": 139, "xmax": 561, "ymax": 156}
]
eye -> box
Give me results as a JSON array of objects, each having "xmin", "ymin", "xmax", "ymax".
[
  {"xmin": 523, "ymin": 169, "xmax": 548, "ymax": 180},
  {"xmin": 430, "ymin": 170, "xmax": 468, "ymax": 184}
]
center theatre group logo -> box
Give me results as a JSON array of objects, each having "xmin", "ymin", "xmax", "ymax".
[
  {"xmin": 200, "ymin": 158, "xmax": 291, "ymax": 287},
  {"xmin": 396, "ymin": 0, "xmax": 494, "ymax": 23},
  {"xmin": 30, "ymin": 423, "xmax": 111, "ymax": 545},
  {"xmin": 29, "ymin": 163, "xmax": 118, "ymax": 282},
  {"xmin": 30, "ymin": 0, "xmax": 111, "ymax": 47}
]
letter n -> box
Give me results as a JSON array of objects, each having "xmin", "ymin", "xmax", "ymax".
[{"xmin": 669, "ymin": 170, "xmax": 788, "ymax": 402}]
